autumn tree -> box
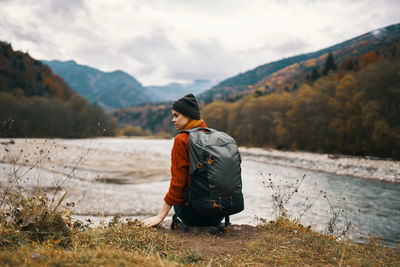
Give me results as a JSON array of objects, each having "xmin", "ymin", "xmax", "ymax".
[{"xmin": 359, "ymin": 51, "xmax": 379, "ymax": 69}]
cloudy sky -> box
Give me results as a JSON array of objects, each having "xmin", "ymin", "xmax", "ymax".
[{"xmin": 1, "ymin": 0, "xmax": 399, "ymax": 86}]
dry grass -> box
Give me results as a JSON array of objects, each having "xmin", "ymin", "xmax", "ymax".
[
  {"xmin": 1, "ymin": 210, "xmax": 399, "ymax": 266},
  {"xmin": 0, "ymin": 214, "xmax": 202, "ymax": 266},
  {"xmin": 0, "ymin": 246, "xmax": 178, "ymax": 267},
  {"xmin": 0, "ymin": 190, "xmax": 202, "ymax": 266},
  {"xmin": 211, "ymin": 218, "xmax": 400, "ymax": 266}
]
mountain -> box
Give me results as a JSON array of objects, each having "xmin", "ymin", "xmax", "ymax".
[
  {"xmin": 199, "ymin": 23, "xmax": 400, "ymax": 102},
  {"xmin": 43, "ymin": 60, "xmax": 215, "ymax": 110},
  {"xmin": 0, "ymin": 41, "xmax": 114, "ymax": 137},
  {"xmin": 42, "ymin": 60, "xmax": 150, "ymax": 110},
  {"xmin": 146, "ymin": 79, "xmax": 216, "ymax": 101}
]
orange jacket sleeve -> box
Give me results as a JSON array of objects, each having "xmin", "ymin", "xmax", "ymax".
[{"xmin": 164, "ymin": 133, "xmax": 190, "ymax": 206}]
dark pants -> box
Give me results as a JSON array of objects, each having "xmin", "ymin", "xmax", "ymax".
[{"xmin": 174, "ymin": 205, "xmax": 224, "ymax": 227}]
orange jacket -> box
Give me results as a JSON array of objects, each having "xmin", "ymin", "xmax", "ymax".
[{"xmin": 164, "ymin": 120, "xmax": 207, "ymax": 206}]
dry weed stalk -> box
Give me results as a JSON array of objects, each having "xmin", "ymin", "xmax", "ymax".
[
  {"xmin": 263, "ymin": 173, "xmax": 354, "ymax": 239},
  {"xmin": 263, "ymin": 173, "xmax": 307, "ymax": 218}
]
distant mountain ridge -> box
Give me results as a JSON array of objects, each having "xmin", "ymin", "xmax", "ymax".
[
  {"xmin": 199, "ymin": 22, "xmax": 400, "ymax": 102},
  {"xmin": 42, "ymin": 60, "xmax": 150, "ymax": 110},
  {"xmin": 146, "ymin": 79, "xmax": 216, "ymax": 101},
  {"xmin": 43, "ymin": 60, "xmax": 215, "ymax": 110}
]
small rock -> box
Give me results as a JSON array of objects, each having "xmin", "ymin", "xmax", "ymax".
[{"xmin": 30, "ymin": 253, "xmax": 40, "ymax": 260}]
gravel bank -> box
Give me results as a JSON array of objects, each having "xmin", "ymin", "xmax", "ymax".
[{"xmin": 239, "ymin": 147, "xmax": 400, "ymax": 183}]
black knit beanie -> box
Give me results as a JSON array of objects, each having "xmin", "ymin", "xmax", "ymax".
[{"xmin": 172, "ymin": 93, "xmax": 201, "ymax": 120}]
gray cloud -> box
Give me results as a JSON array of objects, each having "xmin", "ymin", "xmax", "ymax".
[
  {"xmin": 11, "ymin": 25, "xmax": 44, "ymax": 45},
  {"xmin": 0, "ymin": 16, "xmax": 45, "ymax": 48},
  {"xmin": 33, "ymin": 0, "xmax": 87, "ymax": 21},
  {"xmin": 48, "ymin": 0, "xmax": 86, "ymax": 15},
  {"xmin": 165, "ymin": 38, "xmax": 241, "ymax": 81},
  {"xmin": 117, "ymin": 28, "xmax": 177, "ymax": 78},
  {"xmin": 258, "ymin": 39, "xmax": 309, "ymax": 56},
  {"xmin": 118, "ymin": 34, "xmax": 237, "ymax": 82},
  {"xmin": 119, "ymin": 30, "xmax": 176, "ymax": 63},
  {"xmin": 140, "ymin": 0, "xmax": 245, "ymax": 17},
  {"xmin": 1, "ymin": 0, "xmax": 399, "ymax": 85}
]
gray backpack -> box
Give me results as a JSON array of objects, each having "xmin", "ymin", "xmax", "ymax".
[{"xmin": 180, "ymin": 127, "xmax": 244, "ymax": 223}]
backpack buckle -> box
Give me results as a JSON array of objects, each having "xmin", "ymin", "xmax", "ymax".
[
  {"xmin": 207, "ymin": 155, "xmax": 213, "ymax": 164},
  {"xmin": 171, "ymin": 214, "xmax": 188, "ymax": 232}
]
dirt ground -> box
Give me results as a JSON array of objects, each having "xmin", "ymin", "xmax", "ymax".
[{"xmin": 162, "ymin": 224, "xmax": 263, "ymax": 259}]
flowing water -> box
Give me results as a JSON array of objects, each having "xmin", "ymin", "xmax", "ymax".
[
  {"xmin": 238, "ymin": 159, "xmax": 400, "ymax": 246},
  {"xmin": 1, "ymin": 138, "xmax": 399, "ymax": 246}
]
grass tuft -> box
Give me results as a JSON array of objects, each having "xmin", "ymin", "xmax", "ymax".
[
  {"xmin": 211, "ymin": 218, "xmax": 400, "ymax": 266},
  {"xmin": 0, "ymin": 191, "xmax": 77, "ymax": 248}
]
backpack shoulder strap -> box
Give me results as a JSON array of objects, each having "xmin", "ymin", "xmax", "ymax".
[{"xmin": 179, "ymin": 127, "xmax": 215, "ymax": 134}]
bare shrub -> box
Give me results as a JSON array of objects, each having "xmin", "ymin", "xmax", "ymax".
[
  {"xmin": 323, "ymin": 194, "xmax": 353, "ymax": 238},
  {"xmin": 263, "ymin": 173, "xmax": 354, "ymax": 239},
  {"xmin": 263, "ymin": 173, "xmax": 307, "ymax": 218}
]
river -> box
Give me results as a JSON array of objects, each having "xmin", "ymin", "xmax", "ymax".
[{"xmin": 0, "ymin": 137, "xmax": 399, "ymax": 247}]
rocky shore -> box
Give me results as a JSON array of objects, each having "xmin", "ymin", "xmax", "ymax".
[{"xmin": 239, "ymin": 147, "xmax": 400, "ymax": 183}]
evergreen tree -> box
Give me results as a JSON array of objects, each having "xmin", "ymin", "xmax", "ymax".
[
  {"xmin": 322, "ymin": 53, "xmax": 337, "ymax": 75},
  {"xmin": 311, "ymin": 68, "xmax": 320, "ymax": 81},
  {"xmin": 391, "ymin": 46, "xmax": 397, "ymax": 58},
  {"xmin": 346, "ymin": 60, "xmax": 354, "ymax": 71},
  {"xmin": 19, "ymin": 61, "xmax": 25, "ymax": 71},
  {"xmin": 36, "ymin": 72, "xmax": 42, "ymax": 81}
]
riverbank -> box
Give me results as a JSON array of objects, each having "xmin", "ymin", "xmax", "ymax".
[
  {"xmin": 1, "ymin": 137, "xmax": 399, "ymax": 183},
  {"xmin": 240, "ymin": 147, "xmax": 400, "ymax": 183}
]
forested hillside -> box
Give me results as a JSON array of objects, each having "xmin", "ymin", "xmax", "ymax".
[
  {"xmin": 0, "ymin": 41, "xmax": 115, "ymax": 137},
  {"xmin": 111, "ymin": 102, "xmax": 175, "ymax": 135},
  {"xmin": 203, "ymin": 57, "xmax": 400, "ymax": 159}
]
